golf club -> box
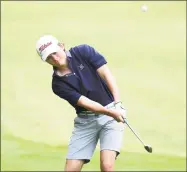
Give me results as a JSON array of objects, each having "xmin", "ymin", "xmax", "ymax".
[{"xmin": 123, "ymin": 118, "xmax": 153, "ymax": 153}]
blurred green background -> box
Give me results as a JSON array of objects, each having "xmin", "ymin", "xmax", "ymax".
[{"xmin": 1, "ymin": 1, "xmax": 186, "ymax": 171}]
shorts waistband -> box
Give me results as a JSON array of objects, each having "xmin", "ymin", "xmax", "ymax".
[
  {"xmin": 105, "ymin": 101, "xmax": 115, "ymax": 109},
  {"xmin": 77, "ymin": 102, "xmax": 115, "ymax": 118}
]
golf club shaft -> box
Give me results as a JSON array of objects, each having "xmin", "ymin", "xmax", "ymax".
[{"xmin": 124, "ymin": 119, "xmax": 145, "ymax": 146}]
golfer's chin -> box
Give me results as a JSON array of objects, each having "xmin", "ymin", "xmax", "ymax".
[
  {"xmin": 57, "ymin": 59, "xmax": 66, "ymax": 66},
  {"xmin": 54, "ymin": 63, "xmax": 65, "ymax": 68}
]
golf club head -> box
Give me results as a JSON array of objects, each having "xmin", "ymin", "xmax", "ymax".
[{"xmin": 144, "ymin": 145, "xmax": 152, "ymax": 153}]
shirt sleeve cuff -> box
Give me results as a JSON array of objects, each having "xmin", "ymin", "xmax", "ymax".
[
  {"xmin": 71, "ymin": 94, "xmax": 82, "ymax": 106},
  {"xmin": 94, "ymin": 58, "xmax": 107, "ymax": 70}
]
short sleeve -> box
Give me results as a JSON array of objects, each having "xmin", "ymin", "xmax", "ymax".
[
  {"xmin": 78, "ymin": 44, "xmax": 107, "ymax": 70},
  {"xmin": 52, "ymin": 83, "xmax": 81, "ymax": 106}
]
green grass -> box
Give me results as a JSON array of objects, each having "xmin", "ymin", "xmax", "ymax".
[
  {"xmin": 1, "ymin": 132, "xmax": 186, "ymax": 171},
  {"xmin": 1, "ymin": 1, "xmax": 186, "ymax": 171}
]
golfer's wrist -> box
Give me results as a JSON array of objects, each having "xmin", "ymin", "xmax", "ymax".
[{"xmin": 105, "ymin": 108, "xmax": 115, "ymax": 117}]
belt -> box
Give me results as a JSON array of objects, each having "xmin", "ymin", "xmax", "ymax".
[{"xmin": 77, "ymin": 102, "xmax": 115, "ymax": 117}]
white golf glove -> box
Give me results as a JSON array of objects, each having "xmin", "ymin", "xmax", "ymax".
[{"xmin": 114, "ymin": 101, "xmax": 127, "ymax": 122}]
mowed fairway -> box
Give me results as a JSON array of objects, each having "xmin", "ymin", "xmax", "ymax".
[{"xmin": 1, "ymin": 1, "xmax": 186, "ymax": 171}]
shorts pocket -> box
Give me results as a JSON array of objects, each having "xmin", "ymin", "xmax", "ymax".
[{"xmin": 106, "ymin": 120, "xmax": 125, "ymax": 131}]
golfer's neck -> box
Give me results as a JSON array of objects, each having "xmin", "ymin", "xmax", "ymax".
[{"xmin": 56, "ymin": 64, "xmax": 72, "ymax": 76}]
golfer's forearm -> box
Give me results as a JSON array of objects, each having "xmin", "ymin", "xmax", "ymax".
[
  {"xmin": 97, "ymin": 65, "xmax": 120, "ymax": 102},
  {"xmin": 103, "ymin": 74, "xmax": 120, "ymax": 102},
  {"xmin": 108, "ymin": 85, "xmax": 120, "ymax": 103},
  {"xmin": 77, "ymin": 96, "xmax": 113, "ymax": 116}
]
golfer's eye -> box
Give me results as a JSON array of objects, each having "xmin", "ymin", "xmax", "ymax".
[{"xmin": 51, "ymin": 52, "xmax": 58, "ymax": 58}]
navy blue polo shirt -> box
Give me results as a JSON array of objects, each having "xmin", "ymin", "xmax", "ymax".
[{"xmin": 52, "ymin": 44, "xmax": 114, "ymax": 114}]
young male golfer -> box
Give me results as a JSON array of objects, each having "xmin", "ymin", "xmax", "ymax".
[{"xmin": 36, "ymin": 35, "xmax": 127, "ymax": 171}]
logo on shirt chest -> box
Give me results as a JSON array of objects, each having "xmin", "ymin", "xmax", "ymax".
[{"xmin": 78, "ymin": 64, "xmax": 85, "ymax": 71}]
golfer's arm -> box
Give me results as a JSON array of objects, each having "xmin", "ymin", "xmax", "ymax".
[
  {"xmin": 97, "ymin": 64, "xmax": 120, "ymax": 103},
  {"xmin": 77, "ymin": 96, "xmax": 114, "ymax": 116}
]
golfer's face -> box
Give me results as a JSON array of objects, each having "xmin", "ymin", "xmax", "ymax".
[{"xmin": 46, "ymin": 47, "xmax": 66, "ymax": 67}]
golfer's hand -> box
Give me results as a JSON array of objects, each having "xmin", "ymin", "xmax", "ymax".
[
  {"xmin": 114, "ymin": 101, "xmax": 127, "ymax": 120},
  {"xmin": 108, "ymin": 109, "xmax": 125, "ymax": 123}
]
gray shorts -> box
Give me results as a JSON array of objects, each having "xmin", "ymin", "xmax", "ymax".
[{"xmin": 66, "ymin": 102, "xmax": 125, "ymax": 164}]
